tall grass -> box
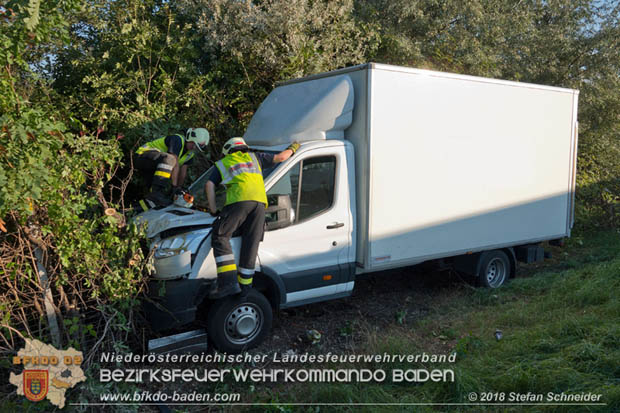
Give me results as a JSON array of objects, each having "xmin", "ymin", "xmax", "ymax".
[{"xmin": 248, "ymin": 230, "xmax": 620, "ymax": 412}]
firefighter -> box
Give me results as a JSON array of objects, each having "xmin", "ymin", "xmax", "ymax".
[
  {"xmin": 135, "ymin": 128, "xmax": 210, "ymax": 211},
  {"xmin": 206, "ymin": 137, "xmax": 300, "ymax": 299}
]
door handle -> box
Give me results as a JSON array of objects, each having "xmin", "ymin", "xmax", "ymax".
[{"xmin": 326, "ymin": 222, "xmax": 344, "ymax": 229}]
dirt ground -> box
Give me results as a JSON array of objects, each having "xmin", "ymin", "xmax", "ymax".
[
  {"xmin": 251, "ymin": 266, "xmax": 473, "ymax": 356},
  {"xmin": 249, "ymin": 246, "xmax": 563, "ymax": 357},
  {"xmin": 141, "ymin": 245, "xmax": 562, "ymax": 359}
]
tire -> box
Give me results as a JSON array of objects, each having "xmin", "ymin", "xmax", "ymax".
[
  {"xmin": 206, "ymin": 289, "xmax": 272, "ymax": 353},
  {"xmin": 477, "ymin": 250, "xmax": 511, "ymax": 288}
]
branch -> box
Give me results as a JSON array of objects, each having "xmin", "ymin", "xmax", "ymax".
[
  {"xmin": 4, "ymin": 65, "xmax": 21, "ymax": 115},
  {"xmin": 0, "ymin": 324, "xmax": 26, "ymax": 341},
  {"xmin": 85, "ymin": 312, "xmax": 115, "ymax": 367}
]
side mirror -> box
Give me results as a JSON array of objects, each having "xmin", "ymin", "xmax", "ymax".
[{"xmin": 265, "ymin": 194, "xmax": 293, "ymax": 230}]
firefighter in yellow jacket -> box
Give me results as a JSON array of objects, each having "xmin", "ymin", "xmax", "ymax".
[
  {"xmin": 206, "ymin": 137, "xmax": 299, "ymax": 298},
  {"xmin": 135, "ymin": 128, "xmax": 210, "ymax": 210}
]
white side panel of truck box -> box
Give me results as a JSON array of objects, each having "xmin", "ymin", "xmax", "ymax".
[{"xmin": 366, "ymin": 65, "xmax": 577, "ymax": 270}]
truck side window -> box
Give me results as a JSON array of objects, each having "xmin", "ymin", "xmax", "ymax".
[
  {"xmin": 298, "ymin": 156, "xmax": 335, "ymax": 221},
  {"xmin": 266, "ymin": 155, "xmax": 336, "ymax": 229}
]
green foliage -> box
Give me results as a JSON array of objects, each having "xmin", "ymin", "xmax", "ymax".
[
  {"xmin": 50, "ymin": 0, "xmax": 379, "ymax": 154},
  {"xmin": 0, "ymin": 0, "xmax": 147, "ymax": 362},
  {"xmin": 0, "ymin": 100, "xmax": 145, "ymax": 300},
  {"xmin": 184, "ymin": 0, "xmax": 379, "ymax": 138},
  {"xmin": 53, "ymin": 0, "xmax": 203, "ymax": 140}
]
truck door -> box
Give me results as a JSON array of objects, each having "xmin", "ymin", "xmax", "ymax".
[{"xmin": 260, "ymin": 145, "xmax": 352, "ymax": 306}]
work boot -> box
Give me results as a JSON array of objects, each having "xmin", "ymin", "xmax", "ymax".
[
  {"xmin": 145, "ymin": 190, "xmax": 172, "ymax": 207},
  {"xmin": 209, "ymin": 272, "xmax": 241, "ymax": 299},
  {"xmin": 239, "ymin": 284, "xmax": 252, "ymax": 300}
]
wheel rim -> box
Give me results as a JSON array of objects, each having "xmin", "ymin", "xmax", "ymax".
[
  {"xmin": 223, "ymin": 302, "xmax": 263, "ymax": 345},
  {"xmin": 486, "ymin": 257, "xmax": 507, "ymax": 288}
]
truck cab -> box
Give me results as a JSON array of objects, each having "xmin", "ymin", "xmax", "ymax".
[{"xmin": 140, "ymin": 140, "xmax": 356, "ymax": 352}]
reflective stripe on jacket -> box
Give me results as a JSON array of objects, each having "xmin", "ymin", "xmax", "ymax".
[
  {"xmin": 215, "ymin": 152, "xmax": 268, "ymax": 207},
  {"xmin": 135, "ymin": 134, "xmax": 195, "ymax": 166}
]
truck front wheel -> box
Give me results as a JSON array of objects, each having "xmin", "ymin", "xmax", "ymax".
[
  {"xmin": 206, "ymin": 289, "xmax": 272, "ymax": 353},
  {"xmin": 478, "ymin": 250, "xmax": 511, "ymax": 288}
]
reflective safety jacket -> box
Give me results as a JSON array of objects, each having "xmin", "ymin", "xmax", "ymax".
[
  {"xmin": 215, "ymin": 152, "xmax": 268, "ymax": 207},
  {"xmin": 136, "ymin": 134, "xmax": 194, "ymax": 166}
]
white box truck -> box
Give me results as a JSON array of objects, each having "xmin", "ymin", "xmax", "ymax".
[{"xmin": 138, "ymin": 63, "xmax": 579, "ymax": 352}]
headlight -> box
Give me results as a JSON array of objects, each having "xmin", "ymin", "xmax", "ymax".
[
  {"xmin": 151, "ymin": 229, "xmax": 211, "ymax": 261},
  {"xmin": 153, "ymin": 236, "xmax": 189, "ymax": 259},
  {"xmin": 154, "ymin": 249, "xmax": 183, "ymax": 259}
]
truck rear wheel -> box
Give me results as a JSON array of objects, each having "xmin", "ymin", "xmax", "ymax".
[
  {"xmin": 206, "ymin": 289, "xmax": 272, "ymax": 353},
  {"xmin": 478, "ymin": 250, "xmax": 511, "ymax": 288}
]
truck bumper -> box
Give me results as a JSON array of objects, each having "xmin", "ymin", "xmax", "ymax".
[{"xmin": 143, "ymin": 279, "xmax": 213, "ymax": 331}]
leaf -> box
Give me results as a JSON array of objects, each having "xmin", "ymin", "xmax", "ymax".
[{"xmin": 23, "ymin": 0, "xmax": 41, "ymax": 31}]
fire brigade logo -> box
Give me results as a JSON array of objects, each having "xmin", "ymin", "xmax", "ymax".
[
  {"xmin": 10, "ymin": 339, "xmax": 85, "ymax": 408},
  {"xmin": 23, "ymin": 370, "xmax": 49, "ymax": 402}
]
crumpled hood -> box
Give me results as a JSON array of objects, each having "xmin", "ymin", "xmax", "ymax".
[{"xmin": 133, "ymin": 206, "xmax": 215, "ymax": 238}]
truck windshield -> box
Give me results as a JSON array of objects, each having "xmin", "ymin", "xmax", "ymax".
[{"xmin": 188, "ymin": 150, "xmax": 281, "ymax": 209}]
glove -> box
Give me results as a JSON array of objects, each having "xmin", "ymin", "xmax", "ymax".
[
  {"xmin": 172, "ymin": 186, "xmax": 184, "ymax": 196},
  {"xmin": 287, "ymin": 141, "xmax": 300, "ymax": 154}
]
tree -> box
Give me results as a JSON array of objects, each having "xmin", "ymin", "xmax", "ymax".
[
  {"xmin": 176, "ymin": 0, "xmax": 379, "ymax": 140},
  {"xmin": 356, "ymin": 0, "xmax": 620, "ymax": 226}
]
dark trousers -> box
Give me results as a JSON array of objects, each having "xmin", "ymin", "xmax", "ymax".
[
  {"xmin": 211, "ymin": 201, "xmax": 265, "ymax": 286},
  {"xmin": 134, "ymin": 150, "xmax": 175, "ymax": 192}
]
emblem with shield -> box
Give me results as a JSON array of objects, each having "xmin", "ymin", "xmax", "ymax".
[{"xmin": 23, "ymin": 370, "xmax": 49, "ymax": 402}]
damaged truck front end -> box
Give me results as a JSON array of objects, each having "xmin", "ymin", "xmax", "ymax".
[
  {"xmin": 135, "ymin": 163, "xmax": 281, "ymax": 353},
  {"xmin": 136, "ymin": 204, "xmax": 217, "ymax": 331}
]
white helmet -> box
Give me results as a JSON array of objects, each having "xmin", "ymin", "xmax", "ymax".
[
  {"xmin": 222, "ymin": 137, "xmax": 248, "ymax": 155},
  {"xmin": 186, "ymin": 128, "xmax": 210, "ymax": 152}
]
